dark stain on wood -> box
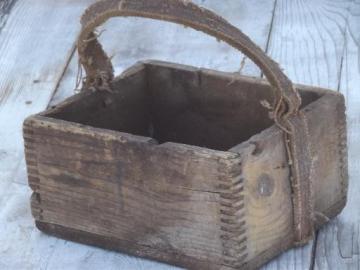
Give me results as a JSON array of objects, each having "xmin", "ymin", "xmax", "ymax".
[
  {"xmin": 0, "ymin": 82, "xmax": 14, "ymax": 105},
  {"xmin": 0, "ymin": 0, "xmax": 18, "ymax": 33}
]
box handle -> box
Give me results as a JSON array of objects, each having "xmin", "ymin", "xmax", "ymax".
[{"xmin": 77, "ymin": 0, "xmax": 314, "ymax": 246}]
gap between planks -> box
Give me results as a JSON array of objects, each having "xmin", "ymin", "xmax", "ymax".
[
  {"xmin": 0, "ymin": 0, "xmax": 18, "ymax": 33},
  {"xmin": 313, "ymin": 0, "xmax": 360, "ymax": 268},
  {"xmin": 309, "ymin": 3, "xmax": 349, "ymax": 268},
  {"xmin": 261, "ymin": 0, "xmax": 278, "ymax": 79},
  {"xmin": 47, "ymin": 44, "xmax": 78, "ymax": 110}
]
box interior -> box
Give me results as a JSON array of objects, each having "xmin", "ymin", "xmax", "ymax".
[{"xmin": 44, "ymin": 62, "xmax": 323, "ymax": 151}]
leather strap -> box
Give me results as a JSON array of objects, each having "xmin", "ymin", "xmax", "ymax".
[{"xmin": 77, "ymin": 0, "xmax": 314, "ymax": 245}]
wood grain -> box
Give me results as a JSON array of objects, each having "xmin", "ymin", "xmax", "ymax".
[
  {"xmin": 3, "ymin": 1, "xmax": 277, "ymax": 269},
  {"xmin": 230, "ymin": 83, "xmax": 347, "ymax": 270},
  {"xmin": 0, "ymin": 0, "xmax": 17, "ymax": 33},
  {"xmin": 0, "ymin": 0, "xmax": 95, "ymax": 268},
  {"xmin": 262, "ymin": 0, "xmax": 353, "ymax": 269},
  {"xmin": 266, "ymin": 0, "xmax": 352, "ymax": 88},
  {"xmin": 1, "ymin": 0, "xmax": 355, "ymax": 269},
  {"xmin": 24, "ymin": 114, "xmax": 241, "ymax": 269},
  {"xmin": 314, "ymin": 0, "xmax": 360, "ymax": 268},
  {"xmin": 44, "ymin": 1, "xmax": 281, "ymax": 269},
  {"xmin": 25, "ymin": 60, "xmax": 347, "ymax": 269},
  {"xmin": 0, "ymin": 0, "xmax": 94, "ymax": 190}
]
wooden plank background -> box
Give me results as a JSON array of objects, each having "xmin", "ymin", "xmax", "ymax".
[{"xmin": 0, "ymin": 0, "xmax": 359, "ymax": 269}]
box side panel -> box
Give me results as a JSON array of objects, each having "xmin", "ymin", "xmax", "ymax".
[
  {"xmin": 146, "ymin": 63, "xmax": 274, "ymax": 151},
  {"xmin": 145, "ymin": 61, "xmax": 323, "ymax": 152},
  {"xmin": 24, "ymin": 116, "xmax": 246, "ymax": 269},
  {"xmin": 43, "ymin": 64, "xmax": 150, "ymax": 137},
  {"xmin": 229, "ymin": 126, "xmax": 294, "ymax": 269},
  {"xmin": 304, "ymin": 93, "xmax": 348, "ymax": 222},
  {"xmin": 227, "ymin": 92, "xmax": 348, "ymax": 269}
]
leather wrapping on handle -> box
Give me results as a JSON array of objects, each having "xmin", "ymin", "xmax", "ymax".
[{"xmin": 77, "ymin": 0, "xmax": 314, "ymax": 245}]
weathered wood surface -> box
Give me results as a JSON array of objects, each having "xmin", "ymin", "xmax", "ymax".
[
  {"xmin": 24, "ymin": 113, "xmax": 241, "ymax": 269},
  {"xmin": 1, "ymin": 0, "xmax": 359, "ymax": 269},
  {"xmin": 0, "ymin": 0, "xmax": 17, "ymax": 33},
  {"xmin": 314, "ymin": 1, "xmax": 360, "ymax": 269},
  {"xmin": 0, "ymin": 0, "xmax": 277, "ymax": 269},
  {"xmin": 0, "ymin": 0, "xmax": 97, "ymax": 269},
  {"xmin": 262, "ymin": 0, "xmax": 355, "ymax": 269},
  {"xmin": 26, "ymin": 59, "xmax": 346, "ymax": 269},
  {"xmin": 25, "ymin": 59, "xmax": 347, "ymax": 270}
]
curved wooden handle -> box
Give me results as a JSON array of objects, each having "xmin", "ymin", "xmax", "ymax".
[
  {"xmin": 77, "ymin": 0, "xmax": 314, "ymax": 245},
  {"xmin": 77, "ymin": 0, "xmax": 302, "ymax": 130}
]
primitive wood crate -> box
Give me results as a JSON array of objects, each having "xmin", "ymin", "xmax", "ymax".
[{"xmin": 23, "ymin": 1, "xmax": 348, "ymax": 269}]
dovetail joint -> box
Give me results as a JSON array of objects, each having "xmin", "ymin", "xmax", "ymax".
[
  {"xmin": 218, "ymin": 159, "xmax": 248, "ymax": 268},
  {"xmin": 23, "ymin": 125, "xmax": 40, "ymax": 192}
]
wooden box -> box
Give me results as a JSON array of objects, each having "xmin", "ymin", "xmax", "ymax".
[{"xmin": 23, "ymin": 0, "xmax": 348, "ymax": 269}]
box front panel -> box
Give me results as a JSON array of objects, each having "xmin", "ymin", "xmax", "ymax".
[
  {"xmin": 24, "ymin": 116, "xmax": 247, "ymax": 268},
  {"xmin": 305, "ymin": 93, "xmax": 348, "ymax": 220}
]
